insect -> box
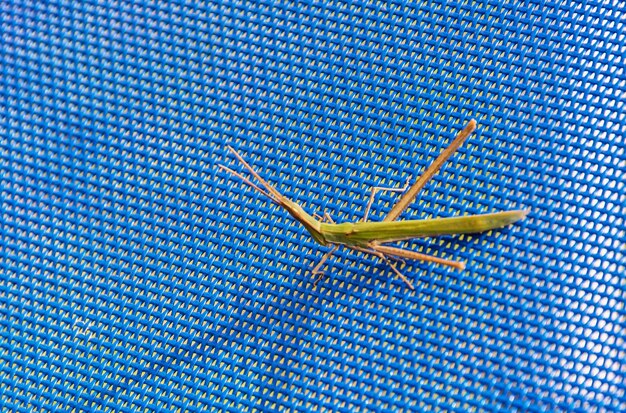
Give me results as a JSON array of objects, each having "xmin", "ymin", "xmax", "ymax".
[{"xmin": 218, "ymin": 120, "xmax": 528, "ymax": 290}]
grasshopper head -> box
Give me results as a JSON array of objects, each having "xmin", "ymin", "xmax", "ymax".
[{"xmin": 280, "ymin": 198, "xmax": 326, "ymax": 246}]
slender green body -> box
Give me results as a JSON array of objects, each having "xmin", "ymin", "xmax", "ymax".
[
  {"xmin": 279, "ymin": 198, "xmax": 527, "ymax": 248},
  {"xmin": 316, "ymin": 210, "xmax": 527, "ymax": 246}
]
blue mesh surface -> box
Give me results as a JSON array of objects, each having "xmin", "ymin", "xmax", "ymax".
[{"xmin": 0, "ymin": 1, "xmax": 624, "ymax": 411}]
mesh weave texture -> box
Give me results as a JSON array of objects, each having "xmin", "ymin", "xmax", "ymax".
[{"xmin": 0, "ymin": 1, "xmax": 624, "ymax": 411}]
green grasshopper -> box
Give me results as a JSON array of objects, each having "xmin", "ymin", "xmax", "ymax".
[{"xmin": 218, "ymin": 120, "xmax": 528, "ymax": 289}]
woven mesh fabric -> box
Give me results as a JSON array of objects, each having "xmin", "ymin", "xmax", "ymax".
[{"xmin": 1, "ymin": 0, "xmax": 624, "ymax": 411}]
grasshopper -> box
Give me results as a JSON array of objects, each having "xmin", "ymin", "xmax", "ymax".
[{"xmin": 218, "ymin": 120, "xmax": 528, "ymax": 289}]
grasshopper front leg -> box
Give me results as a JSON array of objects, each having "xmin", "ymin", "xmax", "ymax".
[
  {"xmin": 361, "ymin": 181, "xmax": 409, "ymax": 222},
  {"xmin": 310, "ymin": 213, "xmax": 339, "ymax": 286},
  {"xmin": 310, "ymin": 245, "xmax": 340, "ymax": 285}
]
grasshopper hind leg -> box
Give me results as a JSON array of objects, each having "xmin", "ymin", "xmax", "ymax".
[
  {"xmin": 349, "ymin": 244, "xmax": 464, "ymax": 291},
  {"xmin": 371, "ymin": 244, "xmax": 465, "ymax": 270},
  {"xmin": 380, "ymin": 256, "xmax": 415, "ymax": 290},
  {"xmin": 347, "ymin": 246, "xmax": 415, "ymax": 290}
]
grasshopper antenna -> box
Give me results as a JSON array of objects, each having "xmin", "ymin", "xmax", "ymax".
[
  {"xmin": 225, "ymin": 146, "xmax": 285, "ymax": 201},
  {"xmin": 218, "ymin": 146, "xmax": 288, "ymax": 206},
  {"xmin": 217, "ymin": 164, "xmax": 279, "ymax": 205}
]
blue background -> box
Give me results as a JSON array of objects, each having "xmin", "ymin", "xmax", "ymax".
[{"xmin": 0, "ymin": 1, "xmax": 623, "ymax": 411}]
